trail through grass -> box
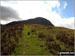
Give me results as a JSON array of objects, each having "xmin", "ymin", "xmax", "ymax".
[{"xmin": 12, "ymin": 25, "xmax": 51, "ymax": 55}]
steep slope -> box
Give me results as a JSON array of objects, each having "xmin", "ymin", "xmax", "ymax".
[{"xmin": 1, "ymin": 24, "xmax": 74, "ymax": 55}]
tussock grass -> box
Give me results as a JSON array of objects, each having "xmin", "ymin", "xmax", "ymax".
[{"xmin": 1, "ymin": 24, "xmax": 74, "ymax": 55}]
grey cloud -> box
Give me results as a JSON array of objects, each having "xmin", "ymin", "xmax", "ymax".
[{"xmin": 0, "ymin": 6, "xmax": 20, "ymax": 20}]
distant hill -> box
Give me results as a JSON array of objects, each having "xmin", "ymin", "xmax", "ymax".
[{"xmin": 2, "ymin": 17, "xmax": 54, "ymax": 26}]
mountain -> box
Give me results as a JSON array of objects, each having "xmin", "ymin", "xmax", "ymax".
[
  {"xmin": 1, "ymin": 17, "xmax": 74, "ymax": 55},
  {"xmin": 3, "ymin": 17, "xmax": 54, "ymax": 26}
]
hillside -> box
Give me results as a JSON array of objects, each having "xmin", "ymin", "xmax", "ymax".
[{"xmin": 1, "ymin": 24, "xmax": 74, "ymax": 55}]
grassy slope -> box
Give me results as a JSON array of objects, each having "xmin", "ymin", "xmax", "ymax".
[{"xmin": 1, "ymin": 24, "xmax": 74, "ymax": 55}]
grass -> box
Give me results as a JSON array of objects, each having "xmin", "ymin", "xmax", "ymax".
[
  {"xmin": 1, "ymin": 24, "xmax": 74, "ymax": 55},
  {"xmin": 12, "ymin": 25, "xmax": 51, "ymax": 55}
]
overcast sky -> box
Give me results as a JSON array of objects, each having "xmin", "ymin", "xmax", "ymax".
[{"xmin": 0, "ymin": 0, "xmax": 75, "ymax": 29}]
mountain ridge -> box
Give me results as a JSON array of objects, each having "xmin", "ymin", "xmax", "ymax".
[{"xmin": 1, "ymin": 17, "xmax": 54, "ymax": 26}]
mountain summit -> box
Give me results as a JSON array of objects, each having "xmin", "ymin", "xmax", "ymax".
[{"xmin": 3, "ymin": 17, "xmax": 54, "ymax": 26}]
